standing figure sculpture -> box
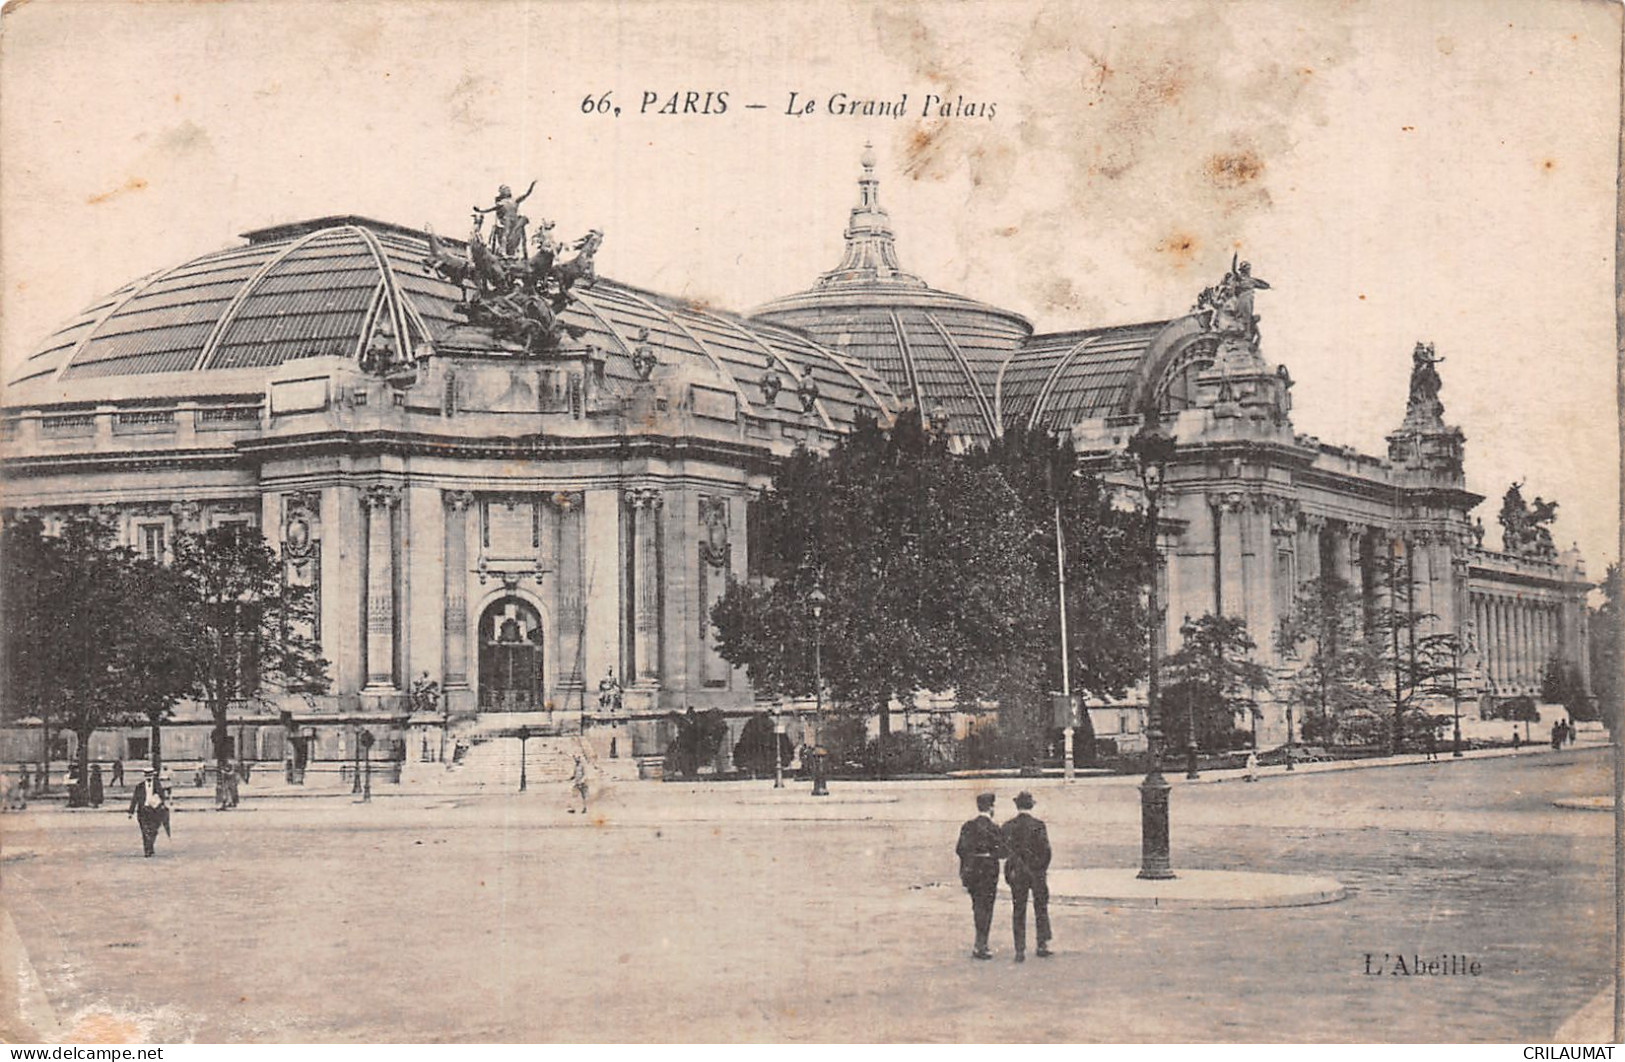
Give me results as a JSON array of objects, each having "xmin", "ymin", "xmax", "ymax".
[
  {"xmin": 1407, "ymin": 341, "xmax": 1446, "ymax": 421},
  {"xmin": 474, "ymin": 180, "xmax": 538, "ymax": 259}
]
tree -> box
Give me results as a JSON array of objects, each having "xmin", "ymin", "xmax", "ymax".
[
  {"xmin": 0, "ymin": 516, "xmax": 195, "ymax": 794},
  {"xmin": 732, "ymin": 712, "xmax": 792, "ymax": 778},
  {"xmin": 664, "ymin": 707, "xmax": 728, "ymax": 778},
  {"xmin": 1366, "ymin": 551, "xmax": 1468, "ymax": 754},
  {"xmin": 712, "ymin": 411, "xmax": 1043, "ymax": 763},
  {"xmin": 168, "ymin": 525, "xmax": 329, "ymax": 797},
  {"xmin": 1161, "ymin": 614, "xmax": 1270, "ymax": 751},
  {"xmin": 1590, "ymin": 564, "xmax": 1620, "ymax": 732},
  {"xmin": 964, "ymin": 426, "xmax": 1154, "ymax": 765},
  {"xmin": 1541, "ymin": 653, "xmax": 1591, "ymax": 722},
  {"xmin": 1277, "ymin": 573, "xmax": 1381, "ymax": 744}
]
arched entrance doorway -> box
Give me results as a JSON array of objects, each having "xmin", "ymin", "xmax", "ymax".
[{"xmin": 478, "ymin": 597, "xmax": 544, "ymax": 712}]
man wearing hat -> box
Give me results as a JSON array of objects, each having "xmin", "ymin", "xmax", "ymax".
[
  {"xmin": 1002, "ymin": 791, "xmax": 1053, "ymax": 961},
  {"xmin": 126, "ymin": 767, "xmax": 171, "ymax": 858},
  {"xmin": 956, "ymin": 792, "xmax": 1007, "ymax": 960}
]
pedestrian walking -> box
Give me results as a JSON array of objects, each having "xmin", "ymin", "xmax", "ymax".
[
  {"xmin": 956, "ymin": 792, "xmax": 1006, "ymax": 960},
  {"xmin": 1424, "ymin": 727, "xmax": 1438, "ymax": 762},
  {"xmin": 89, "ymin": 763, "xmax": 104, "ymax": 807},
  {"xmin": 15, "ymin": 764, "xmax": 29, "ymax": 796},
  {"xmin": 1244, "ymin": 748, "xmax": 1259, "ymax": 781},
  {"xmin": 1000, "ymin": 791, "xmax": 1052, "ymax": 962},
  {"xmin": 568, "ymin": 755, "xmax": 589, "ymax": 814},
  {"xmin": 126, "ymin": 768, "xmax": 171, "ymax": 857},
  {"xmin": 110, "ymin": 758, "xmax": 124, "ymax": 788},
  {"xmin": 1550, "ymin": 722, "xmax": 1563, "ymax": 751}
]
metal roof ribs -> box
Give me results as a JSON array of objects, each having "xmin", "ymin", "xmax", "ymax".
[
  {"xmin": 1026, "ymin": 335, "xmax": 1103, "ymax": 433},
  {"xmin": 925, "ymin": 313, "xmax": 998, "ymax": 437},
  {"xmin": 888, "ymin": 310, "xmax": 925, "ymax": 413},
  {"xmin": 54, "ymin": 268, "xmax": 177, "ymax": 382},
  {"xmin": 615, "ymin": 289, "xmax": 755, "ymax": 415},
  {"xmin": 348, "ymin": 225, "xmax": 414, "ymax": 367},
  {"xmin": 192, "ymin": 229, "xmax": 332, "ymax": 372},
  {"xmin": 697, "ymin": 309, "xmax": 832, "ymax": 429}
]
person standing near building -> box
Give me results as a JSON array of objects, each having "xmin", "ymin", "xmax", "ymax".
[
  {"xmin": 88, "ymin": 763, "xmax": 104, "ymax": 807},
  {"xmin": 110, "ymin": 758, "xmax": 124, "ymax": 788},
  {"xmin": 569, "ymin": 755, "xmax": 589, "ymax": 814},
  {"xmin": 1001, "ymin": 791, "xmax": 1053, "ymax": 962},
  {"xmin": 126, "ymin": 768, "xmax": 171, "ymax": 857},
  {"xmin": 956, "ymin": 792, "xmax": 1006, "ymax": 960}
]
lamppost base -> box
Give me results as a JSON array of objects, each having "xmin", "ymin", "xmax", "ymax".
[
  {"xmin": 1137, "ymin": 769, "xmax": 1175, "ymax": 881},
  {"xmin": 810, "ymin": 749, "xmax": 829, "ymax": 797}
]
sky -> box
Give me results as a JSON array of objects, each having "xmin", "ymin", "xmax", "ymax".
[{"xmin": 1, "ymin": 0, "xmax": 1620, "ymax": 572}]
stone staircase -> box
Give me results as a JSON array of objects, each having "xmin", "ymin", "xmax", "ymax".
[{"xmin": 399, "ymin": 726, "xmax": 642, "ymax": 794}]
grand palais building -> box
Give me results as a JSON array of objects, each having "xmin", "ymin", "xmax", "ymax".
[{"xmin": 0, "ymin": 150, "xmax": 1593, "ymax": 775}]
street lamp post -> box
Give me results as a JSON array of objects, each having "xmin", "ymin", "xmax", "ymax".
[
  {"xmin": 1127, "ymin": 427, "xmax": 1176, "ymax": 881},
  {"xmin": 1053, "ymin": 494, "xmax": 1076, "ymax": 782},
  {"xmin": 358, "ymin": 728, "xmax": 374, "ymax": 803},
  {"xmin": 1451, "ymin": 637, "xmax": 1464, "ymax": 758},
  {"xmin": 517, "ymin": 725, "xmax": 532, "ymax": 792},
  {"xmin": 352, "ymin": 727, "xmax": 363, "ymax": 795},
  {"xmin": 773, "ymin": 711, "xmax": 786, "ymax": 789},
  {"xmin": 1186, "ymin": 688, "xmax": 1200, "ymax": 780},
  {"xmin": 1285, "ymin": 705, "xmax": 1296, "ymax": 771},
  {"xmin": 809, "ymin": 583, "xmax": 829, "ymax": 797}
]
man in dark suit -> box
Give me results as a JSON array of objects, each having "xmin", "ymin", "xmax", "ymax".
[
  {"xmin": 956, "ymin": 792, "xmax": 1006, "ymax": 960},
  {"xmin": 126, "ymin": 768, "xmax": 171, "ymax": 857},
  {"xmin": 1002, "ymin": 790, "xmax": 1053, "ymax": 961}
]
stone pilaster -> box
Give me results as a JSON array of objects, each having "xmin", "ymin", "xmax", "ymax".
[
  {"xmin": 442, "ymin": 490, "xmax": 476, "ymax": 688},
  {"xmin": 362, "ymin": 483, "xmax": 401, "ymax": 691},
  {"xmin": 551, "ymin": 492, "xmax": 586, "ymax": 688},
  {"xmin": 581, "ymin": 489, "xmax": 622, "ymax": 696},
  {"xmin": 626, "ymin": 488, "xmax": 664, "ymax": 685}
]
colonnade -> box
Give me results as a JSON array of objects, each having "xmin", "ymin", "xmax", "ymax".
[{"xmin": 1469, "ymin": 591, "xmax": 1566, "ymax": 696}]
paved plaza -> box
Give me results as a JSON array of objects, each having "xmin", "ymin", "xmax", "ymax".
[{"xmin": 0, "ymin": 746, "xmax": 1613, "ymax": 1043}]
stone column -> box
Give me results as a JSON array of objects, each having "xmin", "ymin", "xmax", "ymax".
[
  {"xmin": 1489, "ymin": 597, "xmax": 1504, "ymax": 692},
  {"xmin": 442, "ymin": 491, "xmax": 475, "ymax": 688},
  {"xmin": 362, "ymin": 484, "xmax": 401, "ymax": 691},
  {"xmin": 1298, "ymin": 514, "xmax": 1324, "ymax": 586},
  {"xmin": 552, "ymin": 492, "xmax": 585, "ymax": 689},
  {"xmin": 1508, "ymin": 604, "xmax": 1521, "ymax": 695},
  {"xmin": 627, "ymin": 489, "xmax": 664, "ymax": 685}
]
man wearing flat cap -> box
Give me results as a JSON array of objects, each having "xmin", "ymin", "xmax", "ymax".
[
  {"xmin": 956, "ymin": 792, "xmax": 1007, "ymax": 959},
  {"xmin": 1002, "ymin": 790, "xmax": 1053, "ymax": 961}
]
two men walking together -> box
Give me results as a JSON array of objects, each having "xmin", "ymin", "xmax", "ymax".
[{"xmin": 956, "ymin": 790, "xmax": 1052, "ymax": 961}]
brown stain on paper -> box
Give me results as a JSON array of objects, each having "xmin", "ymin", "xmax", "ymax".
[
  {"xmin": 1204, "ymin": 150, "xmax": 1264, "ymax": 189},
  {"xmin": 87, "ymin": 177, "xmax": 148, "ymax": 206}
]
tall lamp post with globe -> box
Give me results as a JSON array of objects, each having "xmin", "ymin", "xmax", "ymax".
[{"xmin": 808, "ymin": 583, "xmax": 829, "ymax": 797}]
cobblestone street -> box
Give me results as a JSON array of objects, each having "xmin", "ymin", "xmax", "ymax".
[{"xmin": 1, "ymin": 746, "xmax": 1612, "ymax": 1043}]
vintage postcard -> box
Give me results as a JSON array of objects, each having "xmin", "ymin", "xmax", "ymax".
[{"xmin": 0, "ymin": 0, "xmax": 1619, "ymax": 1046}]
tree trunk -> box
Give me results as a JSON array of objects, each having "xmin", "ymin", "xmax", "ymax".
[
  {"xmin": 877, "ymin": 700, "xmax": 891, "ymax": 756},
  {"xmin": 148, "ymin": 712, "xmax": 164, "ymax": 773}
]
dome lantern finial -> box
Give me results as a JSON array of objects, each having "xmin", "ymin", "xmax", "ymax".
[{"xmin": 813, "ymin": 142, "xmax": 927, "ymax": 291}]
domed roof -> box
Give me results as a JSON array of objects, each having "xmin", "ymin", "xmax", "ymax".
[
  {"xmin": 751, "ymin": 147, "xmax": 1030, "ymax": 440},
  {"xmin": 7, "ymin": 216, "xmax": 898, "ymax": 432}
]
